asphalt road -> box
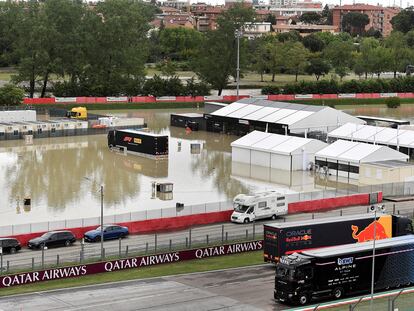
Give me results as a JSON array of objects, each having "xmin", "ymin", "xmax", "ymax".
[
  {"xmin": 3, "ymin": 200, "xmax": 414, "ymax": 273},
  {"xmin": 0, "ymin": 265, "xmax": 286, "ymax": 311}
]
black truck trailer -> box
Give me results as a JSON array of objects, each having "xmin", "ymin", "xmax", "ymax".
[
  {"xmin": 107, "ymin": 129, "xmax": 168, "ymax": 159},
  {"xmin": 275, "ymin": 235, "xmax": 414, "ymax": 305},
  {"xmin": 264, "ymin": 213, "xmax": 413, "ymax": 263}
]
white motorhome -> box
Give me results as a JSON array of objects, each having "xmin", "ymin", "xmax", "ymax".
[{"xmin": 231, "ymin": 191, "xmax": 288, "ymax": 224}]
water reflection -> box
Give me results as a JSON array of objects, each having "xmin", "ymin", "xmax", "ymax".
[
  {"xmin": 341, "ymin": 104, "xmax": 414, "ymax": 123},
  {"xmin": 7, "ymin": 106, "xmax": 393, "ymax": 225}
]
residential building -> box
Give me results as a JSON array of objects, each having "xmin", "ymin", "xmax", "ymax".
[
  {"xmin": 273, "ymin": 23, "xmax": 338, "ymax": 36},
  {"xmin": 192, "ymin": 6, "xmax": 226, "ymax": 31},
  {"xmin": 243, "ymin": 22, "xmax": 272, "ymax": 38},
  {"xmin": 254, "ymin": 0, "xmax": 323, "ymax": 16},
  {"xmin": 332, "ymin": 4, "xmax": 401, "ymax": 37}
]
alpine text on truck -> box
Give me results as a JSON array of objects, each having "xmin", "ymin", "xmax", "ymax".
[
  {"xmin": 264, "ymin": 213, "xmax": 413, "ymax": 263},
  {"xmin": 231, "ymin": 191, "xmax": 288, "ymax": 224},
  {"xmin": 275, "ymin": 235, "xmax": 414, "ymax": 305}
]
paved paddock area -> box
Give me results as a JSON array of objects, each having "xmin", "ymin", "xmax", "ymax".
[{"xmin": 0, "ymin": 266, "xmax": 288, "ymax": 311}]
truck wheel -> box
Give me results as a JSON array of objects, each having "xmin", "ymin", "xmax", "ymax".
[
  {"xmin": 271, "ymin": 215, "xmax": 277, "ymax": 220},
  {"xmin": 298, "ymin": 294, "xmax": 308, "ymax": 305},
  {"xmin": 333, "ymin": 287, "xmax": 344, "ymax": 299},
  {"xmin": 244, "ymin": 218, "xmax": 250, "ymax": 224},
  {"xmin": 10, "ymin": 247, "xmax": 16, "ymax": 254}
]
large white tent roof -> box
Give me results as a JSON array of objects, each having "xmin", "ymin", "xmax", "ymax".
[
  {"xmin": 231, "ymin": 131, "xmax": 326, "ymax": 155},
  {"xmin": 211, "ymin": 99, "xmax": 364, "ymax": 130},
  {"xmin": 315, "ymin": 140, "xmax": 408, "ymax": 163},
  {"xmin": 328, "ymin": 123, "xmax": 414, "ymax": 148}
]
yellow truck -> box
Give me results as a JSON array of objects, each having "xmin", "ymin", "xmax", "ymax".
[{"xmin": 67, "ymin": 107, "xmax": 87, "ymax": 120}]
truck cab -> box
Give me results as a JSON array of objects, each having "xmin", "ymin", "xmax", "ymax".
[
  {"xmin": 67, "ymin": 107, "xmax": 87, "ymax": 120},
  {"xmin": 231, "ymin": 191, "xmax": 287, "ymax": 224},
  {"xmin": 275, "ymin": 253, "xmax": 314, "ymax": 305}
]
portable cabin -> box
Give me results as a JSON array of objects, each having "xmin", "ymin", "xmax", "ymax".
[
  {"xmin": 1, "ymin": 123, "xmax": 20, "ymax": 140},
  {"xmin": 45, "ymin": 120, "xmax": 64, "ymax": 137}
]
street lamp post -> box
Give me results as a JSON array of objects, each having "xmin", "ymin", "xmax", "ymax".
[
  {"xmin": 235, "ymin": 28, "xmax": 242, "ymax": 100},
  {"xmin": 370, "ymin": 204, "xmax": 385, "ymax": 309}
]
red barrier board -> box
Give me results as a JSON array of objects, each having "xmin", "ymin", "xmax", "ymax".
[
  {"xmin": 288, "ymin": 193, "xmax": 379, "ymax": 214},
  {"xmin": 0, "ymin": 240, "xmax": 263, "ymax": 288},
  {"xmin": 8, "ymin": 210, "xmax": 233, "ymax": 246},
  {"xmin": 22, "ymin": 92, "xmax": 414, "ymax": 105}
]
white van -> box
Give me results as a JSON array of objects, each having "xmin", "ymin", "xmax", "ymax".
[{"xmin": 231, "ymin": 191, "xmax": 288, "ymax": 224}]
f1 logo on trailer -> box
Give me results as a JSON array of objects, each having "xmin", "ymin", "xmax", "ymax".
[
  {"xmin": 123, "ymin": 136, "xmax": 133, "ymax": 142},
  {"xmin": 338, "ymin": 257, "xmax": 353, "ymax": 265}
]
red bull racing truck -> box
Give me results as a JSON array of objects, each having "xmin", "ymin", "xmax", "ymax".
[
  {"xmin": 264, "ymin": 213, "xmax": 413, "ymax": 263},
  {"xmin": 275, "ymin": 235, "xmax": 414, "ymax": 305}
]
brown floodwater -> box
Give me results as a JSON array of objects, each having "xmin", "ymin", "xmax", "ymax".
[
  {"xmin": 0, "ymin": 108, "xmax": 316, "ymax": 226},
  {"xmin": 2, "ymin": 105, "xmax": 411, "ymax": 226}
]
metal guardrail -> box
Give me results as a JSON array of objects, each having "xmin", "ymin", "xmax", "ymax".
[{"xmin": 3, "ymin": 201, "xmax": 414, "ymax": 276}]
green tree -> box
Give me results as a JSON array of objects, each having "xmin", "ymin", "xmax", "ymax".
[
  {"xmin": 321, "ymin": 4, "xmax": 332, "ymax": 25},
  {"xmin": 342, "ymin": 12, "xmax": 370, "ymax": 36},
  {"xmin": 299, "ymin": 12, "xmax": 322, "ymax": 24},
  {"xmin": 306, "ymin": 53, "xmax": 331, "ymax": 80},
  {"xmin": 79, "ymin": 0, "xmax": 156, "ymax": 96},
  {"xmin": 302, "ymin": 33, "xmax": 325, "ymax": 52},
  {"xmin": 0, "ymin": 84, "xmax": 25, "ymax": 106},
  {"xmin": 283, "ymin": 41, "xmax": 310, "ymax": 82},
  {"xmin": 194, "ymin": 3, "xmax": 256, "ymax": 95},
  {"xmin": 158, "ymin": 27, "xmax": 204, "ymax": 61},
  {"xmin": 391, "ymin": 8, "xmax": 414, "ymax": 33},
  {"xmin": 384, "ymin": 31, "xmax": 413, "ymax": 77},
  {"xmin": 11, "ymin": 1, "xmax": 47, "ymax": 98},
  {"xmin": 324, "ymin": 40, "xmax": 354, "ymax": 80},
  {"xmin": 264, "ymin": 13, "xmax": 276, "ymax": 25}
]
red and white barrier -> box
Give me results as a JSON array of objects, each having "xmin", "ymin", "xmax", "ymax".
[{"xmin": 22, "ymin": 93, "xmax": 414, "ymax": 105}]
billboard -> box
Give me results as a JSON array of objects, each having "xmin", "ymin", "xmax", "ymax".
[{"xmin": 0, "ymin": 240, "xmax": 263, "ymax": 288}]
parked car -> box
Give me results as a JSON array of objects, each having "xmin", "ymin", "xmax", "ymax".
[
  {"xmin": 84, "ymin": 224, "xmax": 129, "ymax": 242},
  {"xmin": 28, "ymin": 231, "xmax": 76, "ymax": 249},
  {"xmin": 0, "ymin": 238, "xmax": 21, "ymax": 254}
]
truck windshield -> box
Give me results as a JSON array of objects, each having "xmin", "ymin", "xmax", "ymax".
[
  {"xmin": 276, "ymin": 266, "xmax": 294, "ymax": 279},
  {"xmin": 234, "ymin": 204, "xmax": 251, "ymax": 213}
]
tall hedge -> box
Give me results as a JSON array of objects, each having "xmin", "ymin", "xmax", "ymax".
[{"xmin": 261, "ymin": 77, "xmax": 414, "ymax": 95}]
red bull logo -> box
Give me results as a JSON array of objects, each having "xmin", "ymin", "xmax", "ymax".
[
  {"xmin": 123, "ymin": 136, "xmax": 132, "ymax": 142},
  {"xmin": 351, "ymin": 221, "xmax": 389, "ymax": 243}
]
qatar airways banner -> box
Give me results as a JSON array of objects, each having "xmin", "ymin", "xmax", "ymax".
[{"xmin": 0, "ymin": 240, "xmax": 263, "ymax": 288}]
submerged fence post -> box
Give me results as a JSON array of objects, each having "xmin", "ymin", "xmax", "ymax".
[
  {"xmin": 32, "ymin": 258, "xmax": 35, "ymax": 270},
  {"xmin": 206, "ymin": 234, "xmax": 209, "ymax": 245},
  {"xmin": 169, "ymin": 239, "xmax": 172, "ymax": 251},
  {"xmin": 56, "ymin": 254, "xmax": 59, "ymax": 266},
  {"xmin": 189, "ymin": 229, "xmax": 192, "ymax": 248},
  {"xmin": 125, "ymin": 245, "xmax": 129, "ymax": 257},
  {"xmin": 221, "ymin": 225, "xmax": 224, "ymax": 242},
  {"xmin": 155, "ymin": 234, "xmax": 158, "ymax": 253},
  {"xmin": 145, "ymin": 242, "xmax": 149, "ymax": 254}
]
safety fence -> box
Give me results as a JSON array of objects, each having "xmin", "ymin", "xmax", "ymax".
[
  {"xmin": 1, "ymin": 200, "xmax": 413, "ymax": 285},
  {"xmin": 0, "ymin": 223, "xmax": 264, "ymax": 280},
  {"xmin": 21, "ymin": 92, "xmax": 414, "ymax": 105},
  {"xmin": 0, "ymin": 188, "xmax": 377, "ymax": 239}
]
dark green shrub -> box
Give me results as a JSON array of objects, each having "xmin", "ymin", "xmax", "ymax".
[{"xmin": 385, "ymin": 97, "xmax": 401, "ymax": 108}]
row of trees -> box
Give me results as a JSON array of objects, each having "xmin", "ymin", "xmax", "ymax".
[
  {"xmin": 1, "ymin": 0, "xmax": 414, "ymax": 98},
  {"xmin": 249, "ymin": 30, "xmax": 414, "ymax": 84},
  {"xmin": 0, "ymin": 0, "xmax": 158, "ymax": 97}
]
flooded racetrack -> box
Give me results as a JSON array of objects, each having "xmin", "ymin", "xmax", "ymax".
[{"xmin": 0, "ymin": 108, "xmax": 317, "ymax": 226}]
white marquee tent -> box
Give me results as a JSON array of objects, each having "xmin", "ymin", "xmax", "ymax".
[{"xmin": 231, "ymin": 130, "xmax": 327, "ymax": 171}]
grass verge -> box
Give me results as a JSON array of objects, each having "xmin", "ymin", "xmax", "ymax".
[
  {"xmin": 294, "ymin": 98, "xmax": 414, "ymax": 106},
  {"xmin": 0, "ymin": 251, "xmax": 263, "ymax": 297}
]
